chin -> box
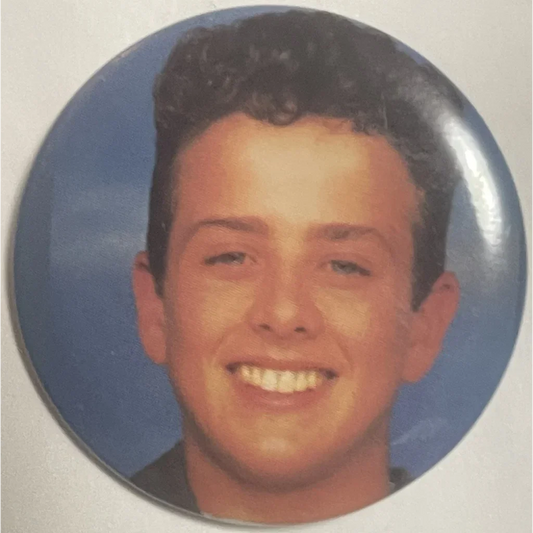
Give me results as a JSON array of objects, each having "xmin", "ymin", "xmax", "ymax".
[
  {"xmin": 205, "ymin": 433, "xmax": 352, "ymax": 491},
  {"xmin": 227, "ymin": 456, "xmax": 335, "ymax": 492}
]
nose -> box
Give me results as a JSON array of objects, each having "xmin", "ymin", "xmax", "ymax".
[{"xmin": 247, "ymin": 269, "xmax": 324, "ymax": 341}]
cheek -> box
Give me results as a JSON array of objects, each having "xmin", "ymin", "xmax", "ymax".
[
  {"xmin": 165, "ymin": 273, "xmax": 255, "ymax": 356},
  {"xmin": 316, "ymin": 284, "xmax": 412, "ymax": 371},
  {"xmin": 163, "ymin": 274, "xmax": 257, "ymax": 414},
  {"xmin": 319, "ymin": 289, "xmax": 412, "ymax": 429}
]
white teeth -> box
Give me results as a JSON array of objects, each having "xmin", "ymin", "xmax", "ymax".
[
  {"xmin": 307, "ymin": 371, "xmax": 318, "ymax": 389},
  {"xmin": 262, "ymin": 369, "xmax": 278, "ymax": 391},
  {"xmin": 278, "ymin": 371, "xmax": 296, "ymax": 393},
  {"xmin": 295, "ymin": 371, "xmax": 308, "ymax": 392},
  {"xmin": 251, "ymin": 366, "xmax": 263, "ymax": 386},
  {"xmin": 236, "ymin": 365, "xmax": 325, "ymax": 393},
  {"xmin": 241, "ymin": 365, "xmax": 251, "ymax": 381}
]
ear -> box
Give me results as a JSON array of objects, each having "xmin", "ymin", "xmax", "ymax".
[
  {"xmin": 403, "ymin": 272, "xmax": 460, "ymax": 383},
  {"xmin": 132, "ymin": 251, "xmax": 168, "ymax": 365}
]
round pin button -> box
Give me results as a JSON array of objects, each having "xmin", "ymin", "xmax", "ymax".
[{"xmin": 12, "ymin": 6, "xmax": 527, "ymax": 526}]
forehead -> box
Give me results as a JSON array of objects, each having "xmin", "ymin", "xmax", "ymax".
[{"xmin": 172, "ymin": 113, "xmax": 420, "ymax": 237}]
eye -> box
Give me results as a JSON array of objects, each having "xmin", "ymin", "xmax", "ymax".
[
  {"xmin": 204, "ymin": 252, "xmax": 247, "ymax": 266},
  {"xmin": 330, "ymin": 260, "xmax": 371, "ymax": 276}
]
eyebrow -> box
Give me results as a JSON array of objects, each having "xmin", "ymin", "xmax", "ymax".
[
  {"xmin": 183, "ymin": 216, "xmax": 269, "ymax": 243},
  {"xmin": 309, "ymin": 223, "xmax": 393, "ymax": 255},
  {"xmin": 310, "ymin": 224, "xmax": 377, "ymax": 241}
]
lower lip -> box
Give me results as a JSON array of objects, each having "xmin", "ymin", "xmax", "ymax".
[{"xmin": 229, "ymin": 373, "xmax": 335, "ymax": 412}]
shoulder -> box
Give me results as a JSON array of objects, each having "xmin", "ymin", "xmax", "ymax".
[
  {"xmin": 130, "ymin": 441, "xmax": 199, "ymax": 513},
  {"xmin": 389, "ymin": 466, "xmax": 413, "ymax": 492}
]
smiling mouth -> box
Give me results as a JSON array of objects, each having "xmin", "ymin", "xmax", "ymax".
[{"xmin": 227, "ymin": 364, "xmax": 337, "ymax": 394}]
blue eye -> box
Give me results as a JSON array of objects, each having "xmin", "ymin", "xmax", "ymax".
[
  {"xmin": 204, "ymin": 252, "xmax": 246, "ymax": 266},
  {"xmin": 330, "ymin": 260, "xmax": 371, "ymax": 276}
]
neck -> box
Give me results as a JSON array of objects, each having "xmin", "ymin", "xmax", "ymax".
[{"xmin": 184, "ymin": 429, "xmax": 391, "ymax": 525}]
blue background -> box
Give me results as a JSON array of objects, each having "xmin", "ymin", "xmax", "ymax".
[{"xmin": 14, "ymin": 6, "xmax": 526, "ymax": 481}]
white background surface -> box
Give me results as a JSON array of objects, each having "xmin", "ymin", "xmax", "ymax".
[{"xmin": 2, "ymin": 1, "xmax": 531, "ymax": 532}]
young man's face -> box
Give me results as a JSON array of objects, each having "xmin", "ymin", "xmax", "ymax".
[{"xmin": 134, "ymin": 113, "xmax": 458, "ymax": 487}]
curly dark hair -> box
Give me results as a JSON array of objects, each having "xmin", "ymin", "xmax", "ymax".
[{"xmin": 146, "ymin": 9, "xmax": 463, "ymax": 309}]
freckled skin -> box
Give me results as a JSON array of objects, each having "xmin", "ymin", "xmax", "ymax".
[{"xmin": 133, "ymin": 113, "xmax": 459, "ymax": 523}]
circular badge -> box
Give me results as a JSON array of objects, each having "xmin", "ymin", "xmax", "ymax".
[{"xmin": 13, "ymin": 6, "xmax": 526, "ymax": 526}]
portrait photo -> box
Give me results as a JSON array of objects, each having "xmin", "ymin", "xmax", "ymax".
[{"xmin": 11, "ymin": 5, "xmax": 527, "ymax": 527}]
